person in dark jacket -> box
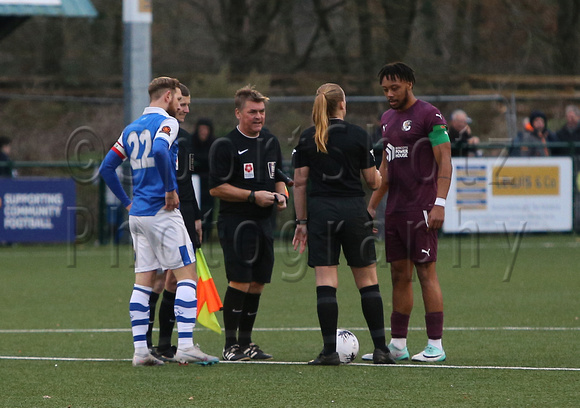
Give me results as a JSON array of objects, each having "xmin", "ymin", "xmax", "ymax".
[
  {"xmin": 0, "ymin": 136, "xmax": 14, "ymax": 177},
  {"xmin": 192, "ymin": 118, "xmax": 216, "ymax": 241},
  {"xmin": 520, "ymin": 110, "xmax": 558, "ymax": 157}
]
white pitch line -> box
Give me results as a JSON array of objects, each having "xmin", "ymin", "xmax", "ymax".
[
  {"xmin": 0, "ymin": 355, "xmax": 130, "ymax": 362},
  {"xmin": 223, "ymin": 361, "xmax": 580, "ymax": 371},
  {"xmin": 0, "ymin": 355, "xmax": 578, "ymax": 371},
  {"xmin": 0, "ymin": 328, "xmax": 131, "ymax": 333},
  {"xmin": 253, "ymin": 326, "xmax": 580, "ymax": 332},
  {"xmin": 0, "ymin": 328, "xmax": 181, "ymax": 334},
  {"xmin": 388, "ymin": 364, "xmax": 580, "ymax": 372},
  {"xmin": 0, "ymin": 326, "xmax": 579, "ymax": 334}
]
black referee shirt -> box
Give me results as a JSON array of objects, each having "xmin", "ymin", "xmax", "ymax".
[
  {"xmin": 176, "ymin": 127, "xmax": 201, "ymax": 219},
  {"xmin": 176, "ymin": 128, "xmax": 195, "ymax": 201},
  {"xmin": 293, "ymin": 119, "xmax": 377, "ymax": 197},
  {"xmin": 209, "ymin": 127, "xmax": 284, "ymax": 219}
]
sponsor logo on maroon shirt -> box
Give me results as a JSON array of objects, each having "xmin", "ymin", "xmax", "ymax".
[{"xmin": 385, "ymin": 143, "xmax": 409, "ymax": 162}]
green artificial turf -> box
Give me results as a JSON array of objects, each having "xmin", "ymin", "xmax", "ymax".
[{"xmin": 0, "ymin": 233, "xmax": 578, "ymax": 407}]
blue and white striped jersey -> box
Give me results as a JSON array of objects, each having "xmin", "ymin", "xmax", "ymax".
[{"xmin": 107, "ymin": 107, "xmax": 180, "ymax": 216}]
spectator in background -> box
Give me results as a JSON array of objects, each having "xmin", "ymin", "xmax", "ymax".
[
  {"xmin": 554, "ymin": 105, "xmax": 580, "ymax": 156},
  {"xmin": 520, "ymin": 110, "xmax": 558, "ymax": 157},
  {"xmin": 448, "ymin": 109, "xmax": 481, "ymax": 157},
  {"xmin": 0, "ymin": 136, "xmax": 14, "ymax": 245},
  {"xmin": 0, "ymin": 136, "xmax": 14, "ymax": 177},
  {"xmin": 191, "ymin": 118, "xmax": 216, "ymax": 241},
  {"xmin": 556, "ymin": 105, "xmax": 580, "ymax": 142},
  {"xmin": 510, "ymin": 117, "xmax": 534, "ymax": 157}
]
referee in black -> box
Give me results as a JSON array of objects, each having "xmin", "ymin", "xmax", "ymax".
[
  {"xmin": 209, "ymin": 85, "xmax": 288, "ymax": 361},
  {"xmin": 292, "ymin": 83, "xmax": 396, "ymax": 365}
]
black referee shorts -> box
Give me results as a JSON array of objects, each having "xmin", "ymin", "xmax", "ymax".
[
  {"xmin": 307, "ymin": 196, "xmax": 377, "ymax": 268},
  {"xmin": 217, "ymin": 215, "xmax": 274, "ymax": 284},
  {"xmin": 179, "ymin": 200, "xmax": 200, "ymax": 248}
]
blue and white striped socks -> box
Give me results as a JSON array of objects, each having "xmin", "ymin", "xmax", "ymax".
[
  {"xmin": 175, "ymin": 279, "xmax": 197, "ymax": 349},
  {"xmin": 129, "ymin": 284, "xmax": 152, "ymax": 354}
]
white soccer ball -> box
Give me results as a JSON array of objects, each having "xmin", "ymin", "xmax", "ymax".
[{"xmin": 336, "ymin": 329, "xmax": 359, "ymax": 363}]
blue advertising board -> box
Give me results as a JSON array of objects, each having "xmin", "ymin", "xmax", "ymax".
[{"xmin": 0, "ymin": 178, "xmax": 76, "ymax": 243}]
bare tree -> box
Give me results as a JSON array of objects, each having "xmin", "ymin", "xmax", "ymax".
[
  {"xmin": 292, "ymin": 0, "xmax": 348, "ymax": 72},
  {"xmin": 380, "ymin": 0, "xmax": 418, "ymax": 63},
  {"xmin": 355, "ymin": 0, "xmax": 374, "ymax": 82},
  {"xmin": 185, "ymin": 0, "xmax": 283, "ymax": 73},
  {"xmin": 555, "ymin": 0, "xmax": 580, "ymax": 74},
  {"xmin": 280, "ymin": 0, "xmax": 297, "ymax": 63}
]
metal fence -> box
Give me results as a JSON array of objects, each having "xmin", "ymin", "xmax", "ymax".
[
  {"xmin": 2, "ymin": 139, "xmax": 580, "ymax": 245},
  {"xmin": 2, "ymin": 92, "xmax": 580, "ymax": 242}
]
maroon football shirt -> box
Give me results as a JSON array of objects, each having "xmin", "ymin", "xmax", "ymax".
[{"xmin": 381, "ymin": 99, "xmax": 448, "ymax": 215}]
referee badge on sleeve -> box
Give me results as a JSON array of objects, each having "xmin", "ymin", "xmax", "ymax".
[
  {"xmin": 189, "ymin": 153, "xmax": 195, "ymax": 171},
  {"xmin": 268, "ymin": 162, "xmax": 276, "ymax": 179},
  {"xmin": 244, "ymin": 163, "xmax": 254, "ymax": 179}
]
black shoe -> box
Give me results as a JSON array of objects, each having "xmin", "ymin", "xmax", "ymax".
[
  {"xmin": 308, "ymin": 351, "xmax": 340, "ymax": 365},
  {"xmin": 153, "ymin": 345, "xmax": 177, "ymax": 362},
  {"xmin": 373, "ymin": 347, "xmax": 396, "ymax": 364},
  {"xmin": 222, "ymin": 344, "xmax": 251, "ymax": 361},
  {"xmin": 242, "ymin": 343, "xmax": 273, "ymax": 360}
]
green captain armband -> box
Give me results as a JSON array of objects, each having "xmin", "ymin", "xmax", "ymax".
[{"xmin": 428, "ymin": 125, "xmax": 450, "ymax": 147}]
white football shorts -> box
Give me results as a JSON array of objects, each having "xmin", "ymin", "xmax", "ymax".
[{"xmin": 129, "ymin": 208, "xmax": 196, "ymax": 273}]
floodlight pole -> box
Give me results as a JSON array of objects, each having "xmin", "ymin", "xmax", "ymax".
[
  {"xmin": 103, "ymin": 0, "xmax": 152, "ymax": 245},
  {"xmin": 122, "ymin": 0, "xmax": 152, "ymax": 125}
]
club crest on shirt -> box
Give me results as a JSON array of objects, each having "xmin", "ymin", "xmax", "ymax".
[
  {"xmin": 244, "ymin": 163, "xmax": 255, "ymax": 179},
  {"xmin": 401, "ymin": 120, "xmax": 412, "ymax": 132},
  {"xmin": 160, "ymin": 126, "xmax": 172, "ymax": 135},
  {"xmin": 268, "ymin": 162, "xmax": 276, "ymax": 179}
]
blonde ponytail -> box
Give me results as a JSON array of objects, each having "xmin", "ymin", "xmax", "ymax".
[
  {"xmin": 311, "ymin": 83, "xmax": 345, "ymax": 154},
  {"xmin": 313, "ymin": 93, "xmax": 329, "ymax": 153}
]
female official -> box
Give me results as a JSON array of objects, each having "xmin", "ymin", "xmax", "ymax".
[{"xmin": 292, "ymin": 83, "xmax": 395, "ymax": 365}]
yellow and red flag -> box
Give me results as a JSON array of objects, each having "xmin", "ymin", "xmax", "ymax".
[{"xmin": 196, "ymin": 248, "xmax": 223, "ymax": 334}]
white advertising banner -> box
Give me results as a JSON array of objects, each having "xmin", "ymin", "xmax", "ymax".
[{"xmin": 443, "ymin": 157, "xmax": 573, "ymax": 233}]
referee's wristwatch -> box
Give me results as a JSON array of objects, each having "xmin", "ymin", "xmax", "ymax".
[
  {"xmin": 295, "ymin": 219, "xmax": 307, "ymax": 226},
  {"xmin": 247, "ymin": 190, "xmax": 256, "ymax": 203}
]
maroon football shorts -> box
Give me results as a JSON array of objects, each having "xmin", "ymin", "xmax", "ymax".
[{"xmin": 384, "ymin": 209, "xmax": 438, "ymax": 263}]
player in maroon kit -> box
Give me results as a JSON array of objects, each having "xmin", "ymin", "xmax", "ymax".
[{"xmin": 363, "ymin": 62, "xmax": 452, "ymax": 362}]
